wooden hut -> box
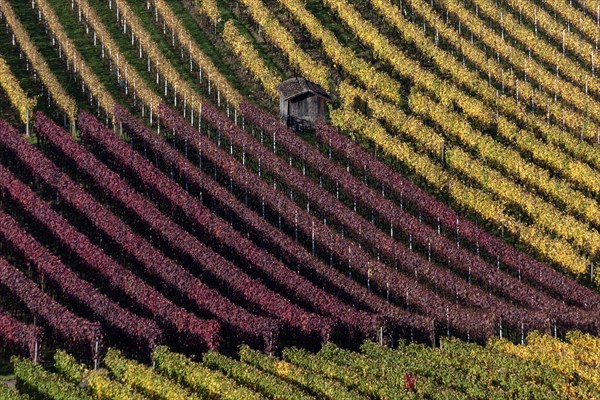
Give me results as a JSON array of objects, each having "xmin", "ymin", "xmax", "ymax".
[{"xmin": 278, "ymin": 77, "xmax": 331, "ymax": 131}]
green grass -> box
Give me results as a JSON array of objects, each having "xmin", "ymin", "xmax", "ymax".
[
  {"xmin": 213, "ymin": 0, "xmax": 287, "ymax": 77},
  {"xmin": 83, "ymin": 0, "xmax": 164, "ymax": 102},
  {"xmin": 0, "ymin": 7, "xmax": 46, "ymax": 121},
  {"xmin": 81, "ymin": 0, "xmax": 228, "ymax": 111},
  {"xmin": 164, "ymin": 0, "xmax": 261, "ymax": 97},
  {"xmin": 45, "ymin": 0, "xmax": 134, "ymax": 112},
  {"xmin": 152, "ymin": 0, "xmax": 280, "ymax": 109},
  {"xmin": 114, "ymin": 0, "xmax": 207, "ymax": 93},
  {"xmin": 7, "ymin": 0, "xmax": 89, "ymax": 120}
]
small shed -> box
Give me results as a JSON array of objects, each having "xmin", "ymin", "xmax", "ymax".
[{"xmin": 278, "ymin": 77, "xmax": 331, "ymax": 131}]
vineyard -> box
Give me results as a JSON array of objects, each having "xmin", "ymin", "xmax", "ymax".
[{"xmin": 0, "ymin": 0, "xmax": 598, "ymax": 396}]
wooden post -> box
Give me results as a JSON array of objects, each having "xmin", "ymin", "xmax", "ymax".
[
  {"xmin": 33, "ymin": 340, "xmax": 38, "ymax": 365},
  {"xmin": 446, "ymin": 306, "xmax": 449, "ymax": 337},
  {"xmin": 94, "ymin": 337, "xmax": 99, "ymax": 370},
  {"xmin": 428, "ymin": 241, "xmax": 431, "ymax": 261},
  {"xmin": 521, "ymin": 321, "xmax": 524, "ymax": 344},
  {"xmin": 386, "ymin": 281, "xmax": 389, "ymax": 302},
  {"xmin": 499, "ymin": 319, "xmax": 502, "ymax": 339},
  {"xmin": 25, "ymin": 106, "xmax": 29, "ymax": 136},
  {"xmin": 311, "ymin": 221, "xmax": 315, "ymax": 255}
]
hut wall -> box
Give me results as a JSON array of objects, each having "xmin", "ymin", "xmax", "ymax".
[
  {"xmin": 278, "ymin": 89, "xmax": 328, "ymax": 131},
  {"xmin": 288, "ymin": 93, "xmax": 321, "ymax": 122},
  {"xmin": 279, "ymin": 96, "xmax": 289, "ymax": 121}
]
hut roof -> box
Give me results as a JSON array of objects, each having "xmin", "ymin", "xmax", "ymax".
[{"xmin": 277, "ymin": 77, "xmax": 331, "ymax": 101}]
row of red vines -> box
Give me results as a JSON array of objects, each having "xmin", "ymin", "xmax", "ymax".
[
  {"xmin": 167, "ymin": 100, "xmax": 574, "ymax": 336},
  {"xmin": 0, "ymin": 119, "xmax": 101, "ymax": 357},
  {"xmin": 33, "ymin": 113, "xmax": 270, "ymax": 352},
  {"xmin": 0, "ymin": 256, "xmax": 101, "ymax": 358},
  {"xmin": 0, "ymin": 308, "xmax": 42, "ymax": 361},
  {"xmin": 0, "ymin": 204, "xmax": 162, "ymax": 352},
  {"xmin": 114, "ymin": 104, "xmax": 435, "ymax": 344},
  {"xmin": 156, "ymin": 103, "xmax": 497, "ymax": 341},
  {"xmin": 313, "ymin": 120, "xmax": 600, "ymax": 310},
  {"xmin": 77, "ymin": 111, "xmax": 329, "ymax": 346},
  {"xmin": 239, "ymin": 102, "xmax": 595, "ymax": 331},
  {"xmin": 115, "ymin": 107, "xmax": 404, "ymax": 338},
  {"xmin": 2, "ymin": 114, "xmax": 219, "ymax": 351},
  {"xmin": 102, "ymin": 110, "xmax": 382, "ymax": 342}
]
